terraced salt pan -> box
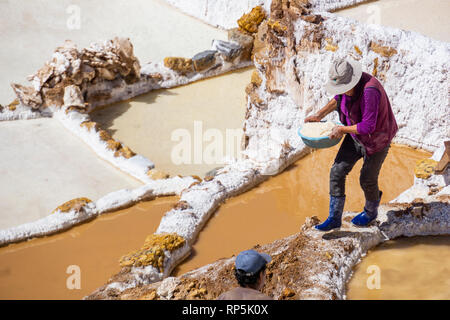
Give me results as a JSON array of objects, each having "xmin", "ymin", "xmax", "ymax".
[
  {"xmin": 90, "ymin": 68, "xmax": 254, "ymax": 177},
  {"xmin": 0, "ymin": 118, "xmax": 142, "ymax": 230},
  {"xmin": 1, "ymin": 0, "xmax": 446, "ymax": 300},
  {"xmin": 0, "ymin": 0, "xmax": 228, "ymax": 104},
  {"xmin": 88, "ymin": 0, "xmax": 449, "ymax": 298},
  {"xmin": 335, "ymin": 0, "xmax": 450, "ymax": 43},
  {"xmin": 347, "ymin": 235, "xmax": 450, "ymax": 299},
  {"xmin": 0, "ymin": 196, "xmax": 177, "ymax": 300}
]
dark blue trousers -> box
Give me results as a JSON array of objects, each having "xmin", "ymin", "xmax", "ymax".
[{"xmin": 330, "ymin": 134, "xmax": 390, "ymax": 202}]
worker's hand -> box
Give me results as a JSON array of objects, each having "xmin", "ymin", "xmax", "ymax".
[
  {"xmin": 304, "ymin": 114, "xmax": 321, "ymax": 122},
  {"xmin": 329, "ymin": 126, "xmax": 344, "ymax": 139}
]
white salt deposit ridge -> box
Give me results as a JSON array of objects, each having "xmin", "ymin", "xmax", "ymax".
[
  {"xmin": 0, "ymin": 175, "xmax": 197, "ymax": 246},
  {"xmin": 300, "ymin": 121, "xmax": 336, "ymax": 138},
  {"xmin": 162, "ymin": 0, "xmax": 371, "ymax": 29}
]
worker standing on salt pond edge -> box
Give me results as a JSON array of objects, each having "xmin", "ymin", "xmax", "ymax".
[
  {"xmin": 217, "ymin": 250, "xmax": 273, "ymax": 300},
  {"xmin": 305, "ymin": 58, "xmax": 398, "ymax": 231}
]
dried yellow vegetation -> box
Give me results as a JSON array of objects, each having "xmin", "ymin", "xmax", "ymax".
[
  {"xmin": 106, "ymin": 139, "xmax": 121, "ymax": 151},
  {"xmin": 414, "ymin": 158, "xmax": 438, "ymax": 179},
  {"xmin": 52, "ymin": 197, "xmax": 92, "ymax": 214},
  {"xmin": 267, "ymin": 18, "xmax": 288, "ymax": 33},
  {"xmin": 98, "ymin": 129, "xmax": 112, "ymax": 141},
  {"xmin": 114, "ymin": 145, "xmax": 136, "ymax": 159},
  {"xmin": 8, "ymin": 99, "xmax": 19, "ymax": 111},
  {"xmin": 324, "ymin": 38, "xmax": 338, "ymax": 52},
  {"xmin": 372, "ymin": 57, "xmax": 379, "ymax": 77},
  {"xmin": 251, "ymin": 70, "xmax": 262, "ymax": 87},
  {"xmin": 354, "ymin": 45, "xmax": 362, "ymax": 56},
  {"xmin": 80, "ymin": 121, "xmax": 99, "ymax": 132},
  {"xmin": 370, "ymin": 41, "xmax": 397, "ymax": 57},
  {"xmin": 119, "ymin": 233, "xmax": 186, "ymax": 271},
  {"xmin": 163, "ymin": 57, "xmax": 193, "ymax": 75},
  {"xmin": 238, "ymin": 6, "xmax": 266, "ymax": 34},
  {"xmin": 146, "ymin": 168, "xmax": 170, "ymax": 180}
]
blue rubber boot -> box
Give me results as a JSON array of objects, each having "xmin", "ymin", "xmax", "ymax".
[
  {"xmin": 315, "ymin": 195, "xmax": 346, "ymax": 231},
  {"xmin": 352, "ymin": 191, "xmax": 383, "ymax": 227}
]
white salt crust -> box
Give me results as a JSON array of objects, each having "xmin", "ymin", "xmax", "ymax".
[{"xmin": 161, "ymin": 0, "xmax": 372, "ymax": 29}]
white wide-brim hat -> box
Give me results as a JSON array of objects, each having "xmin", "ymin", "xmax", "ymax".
[{"xmin": 325, "ymin": 58, "xmax": 362, "ymax": 95}]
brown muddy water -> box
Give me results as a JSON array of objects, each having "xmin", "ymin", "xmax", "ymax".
[
  {"xmin": 0, "ymin": 196, "xmax": 177, "ymax": 300},
  {"xmin": 0, "ymin": 144, "xmax": 435, "ymax": 300},
  {"xmin": 346, "ymin": 236, "xmax": 450, "ymax": 300}
]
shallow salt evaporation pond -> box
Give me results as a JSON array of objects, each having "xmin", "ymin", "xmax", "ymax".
[
  {"xmin": 90, "ymin": 67, "xmax": 254, "ymax": 177},
  {"xmin": 0, "ymin": 118, "xmax": 142, "ymax": 230},
  {"xmin": 334, "ymin": 0, "xmax": 450, "ymax": 42},
  {"xmin": 346, "ymin": 236, "xmax": 450, "ymax": 300}
]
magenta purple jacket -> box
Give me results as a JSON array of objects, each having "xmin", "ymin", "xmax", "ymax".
[{"xmin": 334, "ymin": 72, "xmax": 398, "ymax": 156}]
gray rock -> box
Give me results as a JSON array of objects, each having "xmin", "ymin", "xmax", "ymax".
[
  {"xmin": 211, "ymin": 40, "xmax": 242, "ymax": 62},
  {"xmin": 228, "ymin": 28, "xmax": 254, "ymax": 61},
  {"xmin": 192, "ymin": 50, "xmax": 218, "ymax": 72},
  {"xmin": 205, "ymin": 167, "xmax": 223, "ymax": 178}
]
